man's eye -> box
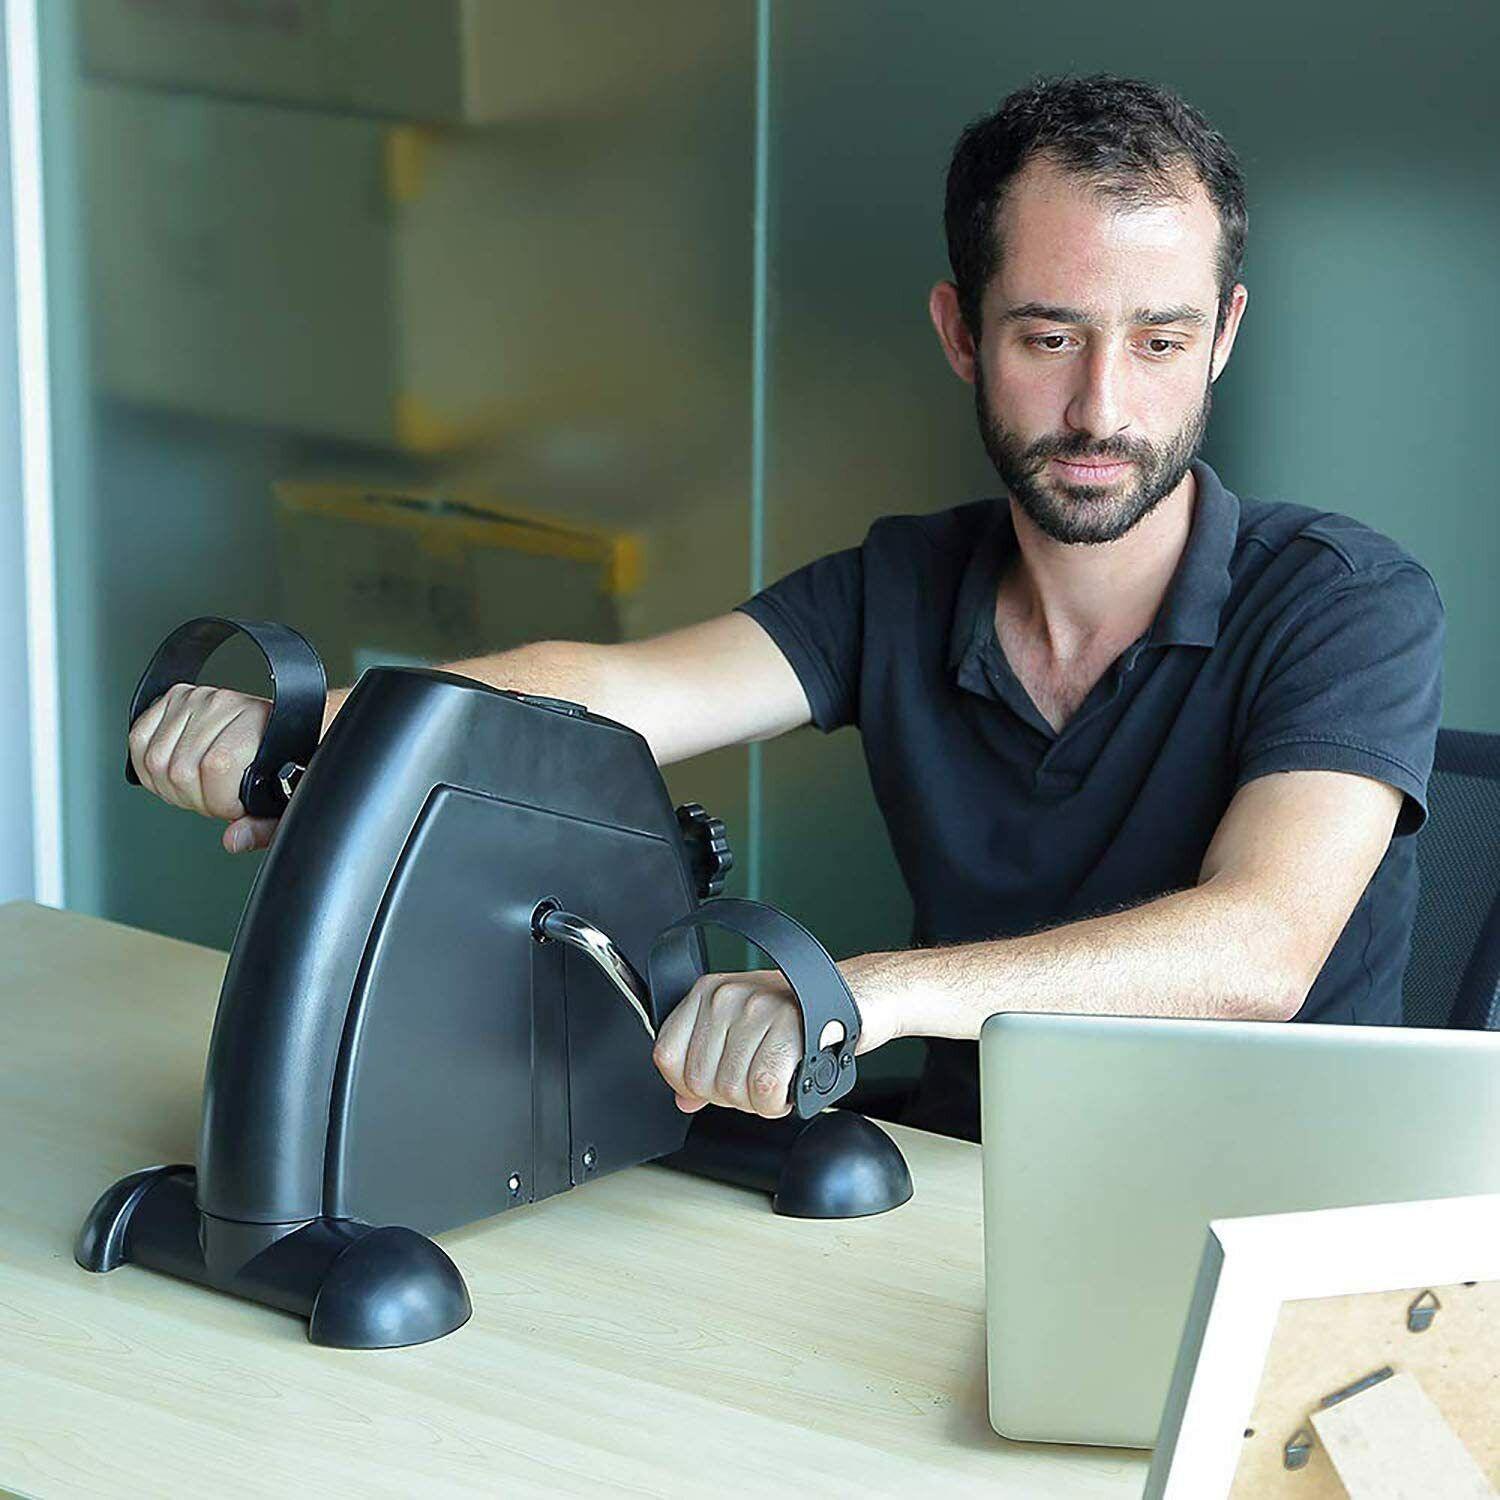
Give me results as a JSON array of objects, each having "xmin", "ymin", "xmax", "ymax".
[{"xmin": 1024, "ymin": 334, "xmax": 1187, "ymax": 356}]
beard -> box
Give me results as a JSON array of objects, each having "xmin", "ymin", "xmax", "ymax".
[{"xmin": 973, "ymin": 359, "xmax": 1213, "ymax": 545}]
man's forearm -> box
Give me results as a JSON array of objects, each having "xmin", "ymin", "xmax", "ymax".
[
  {"xmin": 841, "ymin": 875, "xmax": 1309, "ymax": 1043},
  {"xmin": 318, "ymin": 613, "xmax": 810, "ymax": 765}
]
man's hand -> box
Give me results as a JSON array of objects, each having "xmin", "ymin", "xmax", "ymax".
[
  {"xmin": 128, "ymin": 682, "xmax": 351, "ymax": 854},
  {"xmin": 128, "ymin": 684, "xmax": 279, "ymax": 853},
  {"xmin": 651, "ymin": 965, "xmax": 901, "ymax": 1117}
]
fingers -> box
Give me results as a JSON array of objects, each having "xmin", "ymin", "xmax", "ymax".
[
  {"xmin": 193, "ymin": 705, "xmax": 266, "ymax": 819},
  {"xmin": 746, "ymin": 1017, "xmax": 800, "ymax": 1119},
  {"xmin": 129, "ymin": 683, "xmax": 192, "ymax": 799},
  {"xmin": 161, "ymin": 695, "xmax": 245, "ymax": 816},
  {"xmin": 133, "ymin": 683, "xmax": 206, "ymax": 808},
  {"xmin": 652, "ymin": 970, "xmax": 802, "ymax": 1118},
  {"xmin": 128, "ymin": 685, "xmax": 272, "ymax": 822},
  {"xmin": 712, "ymin": 996, "xmax": 779, "ymax": 1113},
  {"xmin": 223, "ymin": 816, "xmax": 279, "ymax": 855},
  {"xmin": 652, "ymin": 979, "xmax": 705, "ymax": 1110},
  {"xmin": 682, "ymin": 978, "xmax": 760, "ymax": 1108}
]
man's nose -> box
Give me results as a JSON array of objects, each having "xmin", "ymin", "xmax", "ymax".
[{"xmin": 1064, "ymin": 340, "xmax": 1131, "ymax": 445}]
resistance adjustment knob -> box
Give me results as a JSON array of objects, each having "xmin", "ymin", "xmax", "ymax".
[{"xmin": 675, "ymin": 803, "xmax": 734, "ymax": 899}]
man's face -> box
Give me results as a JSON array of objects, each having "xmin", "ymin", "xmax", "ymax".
[{"xmin": 966, "ymin": 156, "xmax": 1238, "ymax": 545}]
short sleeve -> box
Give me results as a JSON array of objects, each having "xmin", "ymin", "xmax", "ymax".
[
  {"xmin": 734, "ymin": 545, "xmax": 863, "ymax": 732},
  {"xmin": 1236, "ymin": 563, "xmax": 1445, "ymax": 835}
]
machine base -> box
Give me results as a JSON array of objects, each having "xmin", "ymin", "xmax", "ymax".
[
  {"xmin": 659, "ymin": 1107, "xmax": 914, "ymax": 1217},
  {"xmin": 76, "ymin": 1165, "xmax": 471, "ymax": 1348}
]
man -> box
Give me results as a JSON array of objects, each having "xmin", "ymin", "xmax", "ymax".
[{"xmin": 130, "ymin": 74, "xmax": 1443, "ymax": 1142}]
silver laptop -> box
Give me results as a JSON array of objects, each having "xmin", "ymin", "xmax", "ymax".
[{"xmin": 979, "ymin": 1011, "xmax": 1500, "ymax": 1449}]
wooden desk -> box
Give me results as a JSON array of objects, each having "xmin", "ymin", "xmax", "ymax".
[{"xmin": 0, "ymin": 901, "xmax": 1149, "ymax": 1498}]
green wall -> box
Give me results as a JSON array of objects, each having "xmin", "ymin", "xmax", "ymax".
[{"xmin": 758, "ymin": 1, "xmax": 1500, "ymax": 979}]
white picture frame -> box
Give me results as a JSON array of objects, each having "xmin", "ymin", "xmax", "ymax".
[{"xmin": 1145, "ymin": 1192, "xmax": 1500, "ymax": 1499}]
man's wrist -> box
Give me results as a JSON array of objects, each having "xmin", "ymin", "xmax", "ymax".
[
  {"xmin": 839, "ymin": 940, "xmax": 1020, "ymax": 1043},
  {"xmin": 837, "ymin": 948, "xmax": 921, "ymax": 1051},
  {"xmin": 320, "ymin": 686, "xmax": 351, "ymax": 738}
]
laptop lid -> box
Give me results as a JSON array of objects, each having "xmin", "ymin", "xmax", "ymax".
[{"xmin": 979, "ymin": 1012, "xmax": 1500, "ymax": 1449}]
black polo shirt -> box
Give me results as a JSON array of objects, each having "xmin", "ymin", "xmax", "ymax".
[{"xmin": 735, "ymin": 457, "xmax": 1446, "ymax": 1141}]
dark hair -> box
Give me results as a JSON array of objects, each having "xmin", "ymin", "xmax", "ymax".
[{"xmin": 943, "ymin": 73, "xmax": 1247, "ymax": 341}]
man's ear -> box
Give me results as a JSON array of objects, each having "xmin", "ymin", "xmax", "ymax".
[
  {"xmin": 929, "ymin": 280, "xmax": 979, "ymax": 385},
  {"xmin": 1210, "ymin": 282, "xmax": 1249, "ymax": 382}
]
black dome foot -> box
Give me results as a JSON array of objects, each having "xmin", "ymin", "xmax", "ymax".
[
  {"xmin": 660, "ymin": 1107, "xmax": 913, "ymax": 1218},
  {"xmin": 309, "ymin": 1225, "xmax": 472, "ymax": 1349},
  {"xmin": 76, "ymin": 1165, "xmax": 471, "ymax": 1347}
]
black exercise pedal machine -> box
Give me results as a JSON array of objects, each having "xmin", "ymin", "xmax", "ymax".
[{"xmin": 76, "ymin": 619, "xmax": 911, "ymax": 1348}]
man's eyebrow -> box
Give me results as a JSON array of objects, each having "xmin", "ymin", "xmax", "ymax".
[
  {"xmin": 1134, "ymin": 303, "xmax": 1209, "ymax": 328},
  {"xmin": 1000, "ymin": 301, "xmax": 1209, "ymax": 329}
]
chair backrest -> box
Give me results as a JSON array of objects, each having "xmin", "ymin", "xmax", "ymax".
[{"xmin": 1404, "ymin": 729, "xmax": 1500, "ymax": 1029}]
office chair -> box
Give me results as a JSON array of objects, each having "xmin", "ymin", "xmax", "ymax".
[{"xmin": 1404, "ymin": 728, "xmax": 1500, "ymax": 1030}]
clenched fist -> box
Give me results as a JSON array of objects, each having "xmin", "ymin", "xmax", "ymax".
[
  {"xmin": 128, "ymin": 681, "xmax": 349, "ymax": 853},
  {"xmin": 127, "ymin": 683, "xmax": 278, "ymax": 854},
  {"xmin": 650, "ymin": 965, "xmax": 898, "ymax": 1117}
]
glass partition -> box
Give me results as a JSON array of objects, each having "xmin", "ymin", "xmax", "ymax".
[{"xmin": 42, "ymin": 2, "xmax": 756, "ymax": 948}]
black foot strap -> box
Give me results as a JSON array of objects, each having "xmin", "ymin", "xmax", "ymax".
[
  {"xmin": 649, "ymin": 897, "xmax": 863, "ymax": 1118},
  {"xmin": 124, "ymin": 616, "xmax": 326, "ymax": 817}
]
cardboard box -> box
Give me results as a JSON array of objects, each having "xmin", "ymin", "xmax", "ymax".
[
  {"xmin": 83, "ymin": 81, "xmax": 738, "ymax": 449},
  {"xmin": 270, "ymin": 472, "xmax": 757, "ymax": 921},
  {"xmin": 271, "ymin": 480, "xmax": 640, "ymax": 685},
  {"xmin": 78, "ymin": 0, "xmax": 739, "ymax": 125}
]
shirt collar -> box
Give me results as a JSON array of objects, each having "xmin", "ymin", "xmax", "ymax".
[
  {"xmin": 1148, "ymin": 457, "xmax": 1239, "ymax": 648},
  {"xmin": 946, "ymin": 456, "xmax": 1241, "ymax": 680}
]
